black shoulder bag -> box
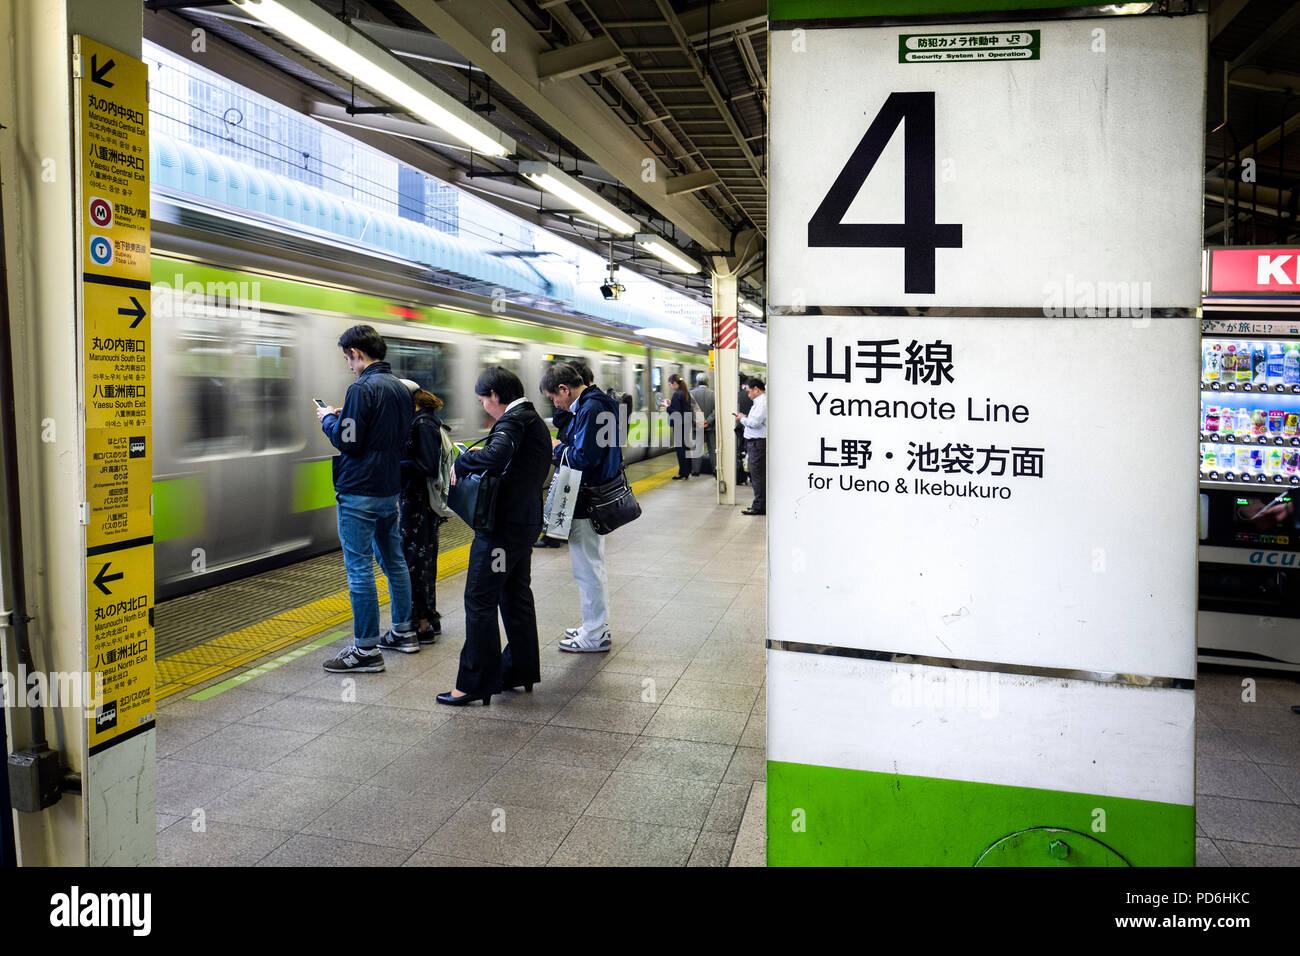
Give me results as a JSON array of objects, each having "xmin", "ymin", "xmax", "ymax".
[{"xmin": 584, "ymin": 466, "xmax": 641, "ymax": 535}]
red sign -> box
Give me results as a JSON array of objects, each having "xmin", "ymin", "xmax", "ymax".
[
  {"xmin": 714, "ymin": 314, "xmax": 738, "ymax": 350},
  {"xmin": 1209, "ymin": 248, "xmax": 1300, "ymax": 294}
]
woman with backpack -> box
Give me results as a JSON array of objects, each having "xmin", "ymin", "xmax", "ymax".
[{"xmin": 398, "ymin": 381, "xmax": 452, "ymax": 644}]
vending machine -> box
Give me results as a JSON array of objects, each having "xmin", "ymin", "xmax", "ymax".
[{"xmin": 1199, "ymin": 247, "xmax": 1300, "ymax": 669}]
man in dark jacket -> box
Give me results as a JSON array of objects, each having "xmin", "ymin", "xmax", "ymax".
[
  {"xmin": 438, "ymin": 367, "xmax": 552, "ymax": 704},
  {"xmin": 315, "ymin": 325, "xmax": 415, "ymax": 673},
  {"xmin": 541, "ymin": 362, "xmax": 622, "ymax": 653}
]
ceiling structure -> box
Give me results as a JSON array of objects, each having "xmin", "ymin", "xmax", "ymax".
[
  {"xmin": 142, "ymin": 0, "xmax": 1300, "ymax": 328},
  {"xmin": 1206, "ymin": 0, "xmax": 1300, "ymax": 247},
  {"xmin": 142, "ymin": 0, "xmax": 768, "ymax": 325}
]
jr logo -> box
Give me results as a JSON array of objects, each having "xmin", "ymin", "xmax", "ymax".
[{"xmin": 89, "ymin": 235, "xmax": 113, "ymax": 266}]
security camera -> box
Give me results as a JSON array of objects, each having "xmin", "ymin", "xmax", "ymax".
[{"xmin": 600, "ymin": 281, "xmax": 625, "ymax": 300}]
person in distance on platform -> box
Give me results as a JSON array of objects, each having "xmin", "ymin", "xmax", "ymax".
[
  {"xmin": 438, "ymin": 367, "xmax": 551, "ymax": 705},
  {"xmin": 691, "ymin": 374, "xmax": 716, "ymax": 476},
  {"xmin": 662, "ymin": 372, "xmax": 696, "ymax": 480},
  {"xmin": 395, "ymin": 381, "xmax": 451, "ymax": 647},
  {"xmin": 735, "ymin": 375, "xmax": 753, "ymax": 486},
  {"xmin": 541, "ymin": 362, "xmax": 622, "ymax": 653},
  {"xmin": 316, "ymin": 325, "xmax": 417, "ymax": 673},
  {"xmin": 735, "ymin": 377, "xmax": 766, "ymax": 516}
]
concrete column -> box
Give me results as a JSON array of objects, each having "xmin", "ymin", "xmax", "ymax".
[{"xmin": 0, "ymin": 0, "xmax": 151, "ymax": 865}]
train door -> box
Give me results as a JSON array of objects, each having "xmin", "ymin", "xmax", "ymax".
[{"xmin": 156, "ymin": 304, "xmax": 305, "ymax": 596}]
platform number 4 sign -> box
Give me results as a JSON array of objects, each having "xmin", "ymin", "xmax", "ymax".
[{"xmin": 808, "ymin": 92, "xmax": 962, "ymax": 294}]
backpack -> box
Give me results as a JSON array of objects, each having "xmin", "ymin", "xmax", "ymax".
[{"xmin": 426, "ymin": 418, "xmax": 457, "ymax": 520}]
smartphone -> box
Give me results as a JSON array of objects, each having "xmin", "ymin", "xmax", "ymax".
[{"xmin": 313, "ymin": 398, "xmax": 327, "ymax": 409}]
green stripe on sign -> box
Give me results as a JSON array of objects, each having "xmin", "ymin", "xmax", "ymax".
[
  {"xmin": 767, "ymin": 760, "xmax": 1194, "ymax": 866},
  {"xmin": 186, "ymin": 631, "xmax": 346, "ymax": 700},
  {"xmin": 771, "ymin": 0, "xmax": 1093, "ymax": 20},
  {"xmin": 293, "ymin": 459, "xmax": 337, "ymax": 512},
  {"xmin": 153, "ymin": 477, "xmax": 204, "ymax": 542}
]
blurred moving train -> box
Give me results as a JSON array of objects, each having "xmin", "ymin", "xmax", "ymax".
[{"xmin": 149, "ymin": 190, "xmax": 764, "ymax": 600}]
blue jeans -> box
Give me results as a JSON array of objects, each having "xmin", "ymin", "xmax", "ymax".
[{"xmin": 337, "ymin": 493, "xmax": 413, "ymax": 649}]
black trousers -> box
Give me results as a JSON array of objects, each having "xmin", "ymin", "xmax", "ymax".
[
  {"xmin": 456, "ymin": 530, "xmax": 541, "ymax": 695},
  {"xmin": 747, "ymin": 437, "xmax": 767, "ymax": 512},
  {"xmin": 735, "ymin": 426, "xmax": 748, "ymax": 484},
  {"xmin": 675, "ymin": 444, "xmax": 691, "ymax": 477}
]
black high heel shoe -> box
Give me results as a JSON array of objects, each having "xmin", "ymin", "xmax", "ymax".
[{"xmin": 436, "ymin": 690, "xmax": 492, "ymax": 706}]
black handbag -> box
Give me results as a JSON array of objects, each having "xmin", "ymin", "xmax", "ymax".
[
  {"xmin": 447, "ymin": 436, "xmax": 502, "ymax": 533},
  {"xmin": 583, "ymin": 467, "xmax": 641, "ymax": 535},
  {"xmin": 448, "ymin": 471, "xmax": 500, "ymax": 533}
]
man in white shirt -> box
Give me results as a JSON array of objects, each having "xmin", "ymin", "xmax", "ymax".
[{"xmin": 734, "ymin": 378, "xmax": 766, "ymax": 515}]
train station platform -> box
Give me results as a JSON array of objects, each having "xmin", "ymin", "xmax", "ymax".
[
  {"xmin": 151, "ymin": 458, "xmax": 1300, "ymax": 867},
  {"xmin": 153, "ymin": 456, "xmax": 768, "ymax": 866}
]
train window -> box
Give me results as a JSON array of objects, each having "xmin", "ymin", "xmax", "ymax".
[
  {"xmin": 600, "ymin": 356, "xmax": 622, "ymax": 394},
  {"xmin": 387, "ymin": 336, "xmax": 458, "ymax": 425},
  {"xmin": 536, "ymin": 352, "xmax": 585, "ymax": 421},
  {"xmin": 634, "ymin": 362, "xmax": 646, "ymax": 411},
  {"xmin": 173, "ymin": 311, "xmax": 300, "ymax": 458},
  {"xmin": 478, "ymin": 341, "xmax": 524, "ymax": 430}
]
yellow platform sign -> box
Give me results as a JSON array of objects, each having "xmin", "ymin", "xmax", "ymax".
[{"xmin": 75, "ymin": 35, "xmax": 153, "ymax": 753}]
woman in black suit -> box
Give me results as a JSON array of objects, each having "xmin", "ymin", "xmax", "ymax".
[
  {"xmin": 663, "ymin": 373, "xmax": 695, "ymax": 480},
  {"xmin": 438, "ymin": 367, "xmax": 553, "ymax": 706}
]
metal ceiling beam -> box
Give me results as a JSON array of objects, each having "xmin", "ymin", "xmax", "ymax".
[
  {"xmin": 393, "ymin": 0, "xmax": 735, "ymax": 251},
  {"xmin": 677, "ymin": 0, "xmax": 767, "ymax": 42},
  {"xmin": 1210, "ymin": 0, "xmax": 1253, "ymax": 41},
  {"xmin": 666, "ymin": 170, "xmax": 721, "ymax": 195},
  {"xmin": 538, "ymin": 35, "xmax": 624, "ymax": 81}
]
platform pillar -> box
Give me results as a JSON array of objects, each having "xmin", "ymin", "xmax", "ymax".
[{"xmin": 0, "ymin": 0, "xmax": 153, "ymax": 866}]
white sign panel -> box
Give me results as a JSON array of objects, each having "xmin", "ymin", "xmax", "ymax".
[
  {"xmin": 770, "ymin": 314, "xmax": 1199, "ymax": 680},
  {"xmin": 769, "ymin": 15, "xmax": 1206, "ymax": 308}
]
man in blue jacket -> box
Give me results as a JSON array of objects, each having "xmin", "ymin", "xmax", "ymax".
[
  {"xmin": 541, "ymin": 362, "xmax": 622, "ymax": 653},
  {"xmin": 315, "ymin": 325, "xmax": 416, "ymax": 672}
]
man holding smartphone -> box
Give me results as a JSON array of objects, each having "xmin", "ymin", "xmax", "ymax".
[{"xmin": 315, "ymin": 325, "xmax": 417, "ymax": 671}]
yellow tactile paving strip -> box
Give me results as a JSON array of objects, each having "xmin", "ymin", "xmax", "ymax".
[{"xmin": 155, "ymin": 464, "xmax": 681, "ymax": 701}]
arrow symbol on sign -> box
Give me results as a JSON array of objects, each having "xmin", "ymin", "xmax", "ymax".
[
  {"xmin": 118, "ymin": 296, "xmax": 146, "ymax": 328},
  {"xmin": 94, "ymin": 562, "xmax": 124, "ymax": 596},
  {"xmin": 90, "ymin": 54, "xmax": 115, "ymax": 88}
]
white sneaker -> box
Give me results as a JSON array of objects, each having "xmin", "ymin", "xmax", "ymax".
[{"xmin": 557, "ymin": 632, "xmax": 612, "ymax": 654}]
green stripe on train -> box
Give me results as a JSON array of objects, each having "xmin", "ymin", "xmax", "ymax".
[
  {"xmin": 770, "ymin": 0, "xmax": 1084, "ymax": 20},
  {"xmin": 293, "ymin": 459, "xmax": 337, "ymax": 513},
  {"xmin": 152, "ymin": 477, "xmax": 204, "ymax": 542},
  {"xmin": 766, "ymin": 760, "xmax": 1194, "ymax": 867},
  {"xmin": 150, "ymin": 256, "xmax": 702, "ymax": 361}
]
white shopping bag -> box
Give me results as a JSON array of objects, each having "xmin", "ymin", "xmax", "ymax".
[{"xmin": 543, "ymin": 450, "xmax": 582, "ymax": 540}]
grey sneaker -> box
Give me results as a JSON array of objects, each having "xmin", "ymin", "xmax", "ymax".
[
  {"xmin": 562, "ymin": 627, "xmax": 580, "ymax": 640},
  {"xmin": 323, "ymin": 646, "xmax": 386, "ymax": 673},
  {"xmin": 558, "ymin": 631, "xmax": 612, "ymax": 654},
  {"xmin": 379, "ymin": 627, "xmax": 420, "ymax": 654}
]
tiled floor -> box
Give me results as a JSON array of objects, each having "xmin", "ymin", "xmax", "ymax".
[
  {"xmin": 155, "ymin": 471, "xmax": 1300, "ymax": 866},
  {"xmin": 1192, "ymin": 668, "xmax": 1300, "ymax": 866},
  {"xmin": 156, "ymin": 472, "xmax": 768, "ymax": 866}
]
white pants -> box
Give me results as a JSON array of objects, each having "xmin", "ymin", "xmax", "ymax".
[{"xmin": 568, "ymin": 517, "xmax": 609, "ymax": 642}]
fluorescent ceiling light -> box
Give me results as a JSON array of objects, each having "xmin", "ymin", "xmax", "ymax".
[
  {"xmin": 634, "ymin": 233, "xmax": 700, "ymax": 274},
  {"xmin": 232, "ymin": 0, "xmax": 512, "ymax": 158},
  {"xmin": 518, "ymin": 161, "xmax": 638, "ymax": 236},
  {"xmin": 739, "ymin": 298, "xmax": 763, "ymax": 317}
]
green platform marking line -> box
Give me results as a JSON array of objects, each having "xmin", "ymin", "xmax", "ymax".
[
  {"xmin": 766, "ymin": 760, "xmax": 1194, "ymax": 867},
  {"xmin": 186, "ymin": 631, "xmax": 346, "ymax": 700}
]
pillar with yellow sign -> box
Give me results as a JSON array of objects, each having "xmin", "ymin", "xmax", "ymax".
[{"xmin": 1, "ymin": 0, "xmax": 153, "ymax": 865}]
